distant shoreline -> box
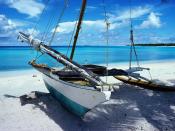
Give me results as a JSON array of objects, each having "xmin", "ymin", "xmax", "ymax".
[
  {"xmin": 1, "ymin": 43, "xmax": 175, "ymax": 47},
  {"xmin": 133, "ymin": 43, "xmax": 175, "ymax": 46},
  {"xmin": 0, "ymin": 45, "xmax": 126, "ymax": 47}
]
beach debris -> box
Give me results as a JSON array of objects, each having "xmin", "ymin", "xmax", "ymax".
[
  {"xmin": 32, "ymin": 74, "xmax": 37, "ymax": 77},
  {"xmin": 4, "ymin": 94, "xmax": 19, "ymax": 99}
]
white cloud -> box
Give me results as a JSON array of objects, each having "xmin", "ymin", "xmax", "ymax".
[
  {"xmin": 70, "ymin": 5, "xmax": 152, "ymax": 35},
  {"xmin": 0, "ymin": 14, "xmax": 20, "ymax": 46},
  {"xmin": 0, "ymin": 14, "xmax": 16, "ymax": 36},
  {"xmin": 26, "ymin": 28, "xmax": 39, "ymax": 36},
  {"xmin": 53, "ymin": 21, "xmax": 76, "ymax": 34},
  {"xmin": 53, "ymin": 19, "xmax": 129, "ymax": 34},
  {"xmin": 0, "ymin": 14, "xmax": 42, "ymax": 46},
  {"xmin": 110, "ymin": 20, "xmax": 129, "ymax": 30},
  {"xmin": 137, "ymin": 12, "xmax": 162, "ymax": 29},
  {"xmin": 0, "ymin": 14, "xmax": 27, "ymax": 45},
  {"xmin": 11, "ymin": 20, "xmax": 27, "ymax": 27},
  {"xmin": 53, "ymin": 20, "xmax": 105, "ymax": 34},
  {"xmin": 76, "ymin": 6, "xmax": 97, "ymax": 11},
  {"xmin": 86, "ymin": 6, "xmax": 97, "ymax": 10},
  {"xmin": 83, "ymin": 20, "xmax": 105, "ymax": 30},
  {"xmin": 4, "ymin": 0, "xmax": 44, "ymax": 17},
  {"xmin": 110, "ymin": 6, "xmax": 152, "ymax": 22},
  {"xmin": 0, "ymin": 14, "xmax": 26, "ymax": 31}
]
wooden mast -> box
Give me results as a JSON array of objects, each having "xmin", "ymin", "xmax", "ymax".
[{"xmin": 70, "ymin": 0, "xmax": 86, "ymax": 60}]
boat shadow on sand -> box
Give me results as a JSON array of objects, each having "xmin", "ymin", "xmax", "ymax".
[{"xmin": 4, "ymin": 83, "xmax": 175, "ymax": 131}]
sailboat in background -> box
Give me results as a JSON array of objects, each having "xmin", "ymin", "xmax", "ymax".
[
  {"xmin": 114, "ymin": 0, "xmax": 175, "ymax": 91},
  {"xmin": 18, "ymin": 0, "xmax": 122, "ymax": 116}
]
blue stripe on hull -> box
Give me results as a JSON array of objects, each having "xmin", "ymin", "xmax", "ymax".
[{"xmin": 44, "ymin": 82, "xmax": 89, "ymax": 117}]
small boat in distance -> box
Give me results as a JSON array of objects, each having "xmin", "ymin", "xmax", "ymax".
[
  {"xmin": 18, "ymin": 0, "xmax": 121, "ymax": 117},
  {"xmin": 114, "ymin": 0, "xmax": 175, "ymax": 92}
]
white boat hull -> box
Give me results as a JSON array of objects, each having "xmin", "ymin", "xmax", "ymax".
[{"xmin": 42, "ymin": 74, "xmax": 111, "ymax": 116}]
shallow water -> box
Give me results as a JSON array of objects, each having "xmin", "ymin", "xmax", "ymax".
[{"xmin": 0, "ymin": 46, "xmax": 175, "ymax": 71}]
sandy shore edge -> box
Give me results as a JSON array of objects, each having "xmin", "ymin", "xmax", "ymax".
[{"xmin": 0, "ymin": 60, "xmax": 175, "ymax": 131}]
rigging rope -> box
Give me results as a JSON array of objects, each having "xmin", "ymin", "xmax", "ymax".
[
  {"xmin": 102, "ymin": 0, "xmax": 110, "ymax": 83},
  {"xmin": 66, "ymin": 18, "xmax": 78, "ymax": 57},
  {"xmin": 41, "ymin": 8, "xmax": 58, "ymax": 42},
  {"xmin": 128, "ymin": 0, "xmax": 153, "ymax": 80},
  {"xmin": 34, "ymin": 52, "xmax": 45, "ymax": 61},
  {"xmin": 32, "ymin": 0, "xmax": 50, "ymax": 36},
  {"xmin": 48, "ymin": 0, "xmax": 68, "ymax": 46},
  {"xmin": 42, "ymin": 0, "xmax": 66, "ymax": 42},
  {"xmin": 33, "ymin": 0, "xmax": 50, "ymax": 61},
  {"xmin": 66, "ymin": 0, "xmax": 88, "ymax": 57},
  {"xmin": 129, "ymin": 0, "xmax": 140, "ymax": 69}
]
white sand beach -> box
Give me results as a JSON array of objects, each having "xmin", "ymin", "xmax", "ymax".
[{"xmin": 0, "ymin": 60, "xmax": 175, "ymax": 131}]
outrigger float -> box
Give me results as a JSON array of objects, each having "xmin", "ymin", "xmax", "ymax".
[{"xmin": 114, "ymin": 0, "xmax": 175, "ymax": 92}]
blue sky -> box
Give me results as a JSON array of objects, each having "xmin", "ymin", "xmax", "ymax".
[{"xmin": 0, "ymin": 0, "xmax": 175, "ymax": 46}]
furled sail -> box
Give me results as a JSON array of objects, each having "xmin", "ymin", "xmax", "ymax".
[{"xmin": 18, "ymin": 32, "xmax": 106, "ymax": 87}]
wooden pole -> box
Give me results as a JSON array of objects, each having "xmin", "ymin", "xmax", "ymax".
[{"xmin": 70, "ymin": 0, "xmax": 86, "ymax": 60}]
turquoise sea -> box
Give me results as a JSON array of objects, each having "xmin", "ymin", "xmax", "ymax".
[{"xmin": 0, "ymin": 46, "xmax": 175, "ymax": 71}]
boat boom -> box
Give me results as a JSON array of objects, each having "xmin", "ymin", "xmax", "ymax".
[{"xmin": 18, "ymin": 32, "xmax": 107, "ymax": 87}]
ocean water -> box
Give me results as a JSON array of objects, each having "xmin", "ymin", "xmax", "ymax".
[{"xmin": 0, "ymin": 46, "xmax": 175, "ymax": 71}]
